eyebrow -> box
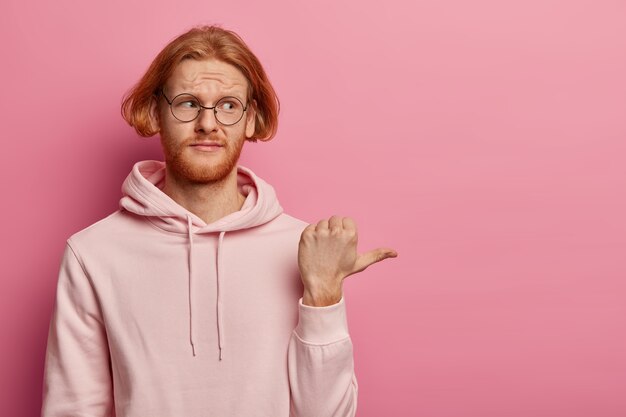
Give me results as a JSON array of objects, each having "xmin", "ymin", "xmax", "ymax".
[{"xmin": 172, "ymin": 88, "xmax": 247, "ymax": 104}]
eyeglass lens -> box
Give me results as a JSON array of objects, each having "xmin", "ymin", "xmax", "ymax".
[{"xmin": 170, "ymin": 94, "xmax": 245, "ymax": 125}]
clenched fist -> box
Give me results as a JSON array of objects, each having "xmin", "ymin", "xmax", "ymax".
[{"xmin": 298, "ymin": 215, "xmax": 398, "ymax": 307}]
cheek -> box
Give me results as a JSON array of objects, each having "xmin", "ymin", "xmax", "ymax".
[{"xmin": 161, "ymin": 122, "xmax": 190, "ymax": 141}]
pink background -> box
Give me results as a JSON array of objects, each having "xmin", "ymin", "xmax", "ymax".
[{"xmin": 1, "ymin": 0, "xmax": 625, "ymax": 416}]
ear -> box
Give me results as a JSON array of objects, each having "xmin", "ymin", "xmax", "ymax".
[
  {"xmin": 148, "ymin": 96, "xmax": 161, "ymax": 134},
  {"xmin": 244, "ymin": 98, "xmax": 257, "ymax": 139}
]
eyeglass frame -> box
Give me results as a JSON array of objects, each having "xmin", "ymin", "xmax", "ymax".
[{"xmin": 159, "ymin": 88, "xmax": 249, "ymax": 126}]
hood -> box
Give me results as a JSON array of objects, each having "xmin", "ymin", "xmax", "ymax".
[{"xmin": 119, "ymin": 160, "xmax": 284, "ymax": 360}]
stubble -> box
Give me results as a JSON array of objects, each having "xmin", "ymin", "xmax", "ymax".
[{"xmin": 160, "ymin": 133, "xmax": 246, "ymax": 184}]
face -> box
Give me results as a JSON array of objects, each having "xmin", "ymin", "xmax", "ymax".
[{"xmin": 150, "ymin": 58, "xmax": 256, "ymax": 184}]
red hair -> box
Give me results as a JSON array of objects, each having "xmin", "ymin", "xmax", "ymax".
[{"xmin": 121, "ymin": 25, "xmax": 279, "ymax": 142}]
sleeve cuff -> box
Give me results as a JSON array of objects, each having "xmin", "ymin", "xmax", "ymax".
[{"xmin": 294, "ymin": 296, "xmax": 350, "ymax": 344}]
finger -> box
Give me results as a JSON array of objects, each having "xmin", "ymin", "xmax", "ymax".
[
  {"xmin": 315, "ymin": 218, "xmax": 329, "ymax": 232},
  {"xmin": 352, "ymin": 248, "xmax": 398, "ymax": 274},
  {"xmin": 328, "ymin": 215, "xmax": 343, "ymax": 232},
  {"xmin": 302, "ymin": 223, "xmax": 316, "ymax": 234},
  {"xmin": 342, "ymin": 217, "xmax": 357, "ymax": 232}
]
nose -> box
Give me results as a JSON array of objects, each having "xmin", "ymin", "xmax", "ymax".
[{"xmin": 194, "ymin": 107, "xmax": 219, "ymax": 133}]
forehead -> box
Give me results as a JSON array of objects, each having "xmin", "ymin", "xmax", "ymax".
[{"xmin": 166, "ymin": 58, "xmax": 249, "ymax": 96}]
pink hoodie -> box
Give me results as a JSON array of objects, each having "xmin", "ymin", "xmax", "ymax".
[{"xmin": 41, "ymin": 160, "xmax": 358, "ymax": 417}]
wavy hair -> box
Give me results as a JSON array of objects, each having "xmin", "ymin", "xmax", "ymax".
[{"xmin": 121, "ymin": 25, "xmax": 279, "ymax": 142}]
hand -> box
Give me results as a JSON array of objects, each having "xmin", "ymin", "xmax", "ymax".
[{"xmin": 298, "ymin": 215, "xmax": 398, "ymax": 306}]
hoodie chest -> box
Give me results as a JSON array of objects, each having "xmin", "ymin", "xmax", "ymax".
[{"xmin": 101, "ymin": 228, "xmax": 303, "ymax": 358}]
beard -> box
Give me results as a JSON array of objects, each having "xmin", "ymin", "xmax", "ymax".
[{"xmin": 160, "ymin": 131, "xmax": 246, "ymax": 184}]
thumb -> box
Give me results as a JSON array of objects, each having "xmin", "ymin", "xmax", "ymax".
[{"xmin": 351, "ymin": 248, "xmax": 398, "ymax": 275}]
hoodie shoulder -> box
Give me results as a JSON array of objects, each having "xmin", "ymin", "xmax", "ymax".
[
  {"xmin": 66, "ymin": 209, "xmax": 143, "ymax": 250},
  {"xmin": 273, "ymin": 212, "xmax": 310, "ymax": 231}
]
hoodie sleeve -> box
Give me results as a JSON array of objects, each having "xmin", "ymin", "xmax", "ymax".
[
  {"xmin": 41, "ymin": 241, "xmax": 114, "ymax": 417},
  {"xmin": 288, "ymin": 296, "xmax": 358, "ymax": 417}
]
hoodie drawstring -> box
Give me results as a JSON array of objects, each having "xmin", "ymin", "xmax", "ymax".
[
  {"xmin": 186, "ymin": 215, "xmax": 197, "ymax": 356},
  {"xmin": 186, "ymin": 214, "xmax": 226, "ymax": 361},
  {"xmin": 216, "ymin": 231, "xmax": 225, "ymax": 361}
]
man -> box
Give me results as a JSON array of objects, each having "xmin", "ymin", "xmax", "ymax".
[{"xmin": 41, "ymin": 25, "xmax": 397, "ymax": 417}]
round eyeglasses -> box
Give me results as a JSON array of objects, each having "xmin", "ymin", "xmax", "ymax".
[{"xmin": 160, "ymin": 89, "xmax": 248, "ymax": 125}]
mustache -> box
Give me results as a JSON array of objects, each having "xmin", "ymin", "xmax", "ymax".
[{"xmin": 187, "ymin": 137, "xmax": 226, "ymax": 146}]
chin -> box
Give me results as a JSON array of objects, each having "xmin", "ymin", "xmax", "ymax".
[
  {"xmin": 163, "ymin": 140, "xmax": 244, "ymax": 183},
  {"xmin": 174, "ymin": 155, "xmax": 236, "ymax": 183}
]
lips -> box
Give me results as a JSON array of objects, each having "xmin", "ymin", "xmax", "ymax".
[
  {"xmin": 189, "ymin": 141, "xmax": 224, "ymax": 153},
  {"xmin": 190, "ymin": 141, "xmax": 224, "ymax": 147}
]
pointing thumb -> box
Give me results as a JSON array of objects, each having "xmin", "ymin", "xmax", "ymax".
[{"xmin": 351, "ymin": 248, "xmax": 398, "ymax": 275}]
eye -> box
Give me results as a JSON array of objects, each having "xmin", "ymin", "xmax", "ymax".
[
  {"xmin": 217, "ymin": 98, "xmax": 242, "ymax": 112},
  {"xmin": 172, "ymin": 94, "xmax": 201, "ymax": 110},
  {"xmin": 180, "ymin": 100, "xmax": 199, "ymax": 109}
]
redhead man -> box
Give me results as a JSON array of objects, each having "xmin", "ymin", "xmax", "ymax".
[{"xmin": 41, "ymin": 25, "xmax": 397, "ymax": 417}]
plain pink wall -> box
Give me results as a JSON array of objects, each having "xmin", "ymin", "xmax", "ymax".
[{"xmin": 1, "ymin": 0, "xmax": 625, "ymax": 416}]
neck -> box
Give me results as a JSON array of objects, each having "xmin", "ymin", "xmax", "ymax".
[{"xmin": 160, "ymin": 165, "xmax": 246, "ymax": 225}]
